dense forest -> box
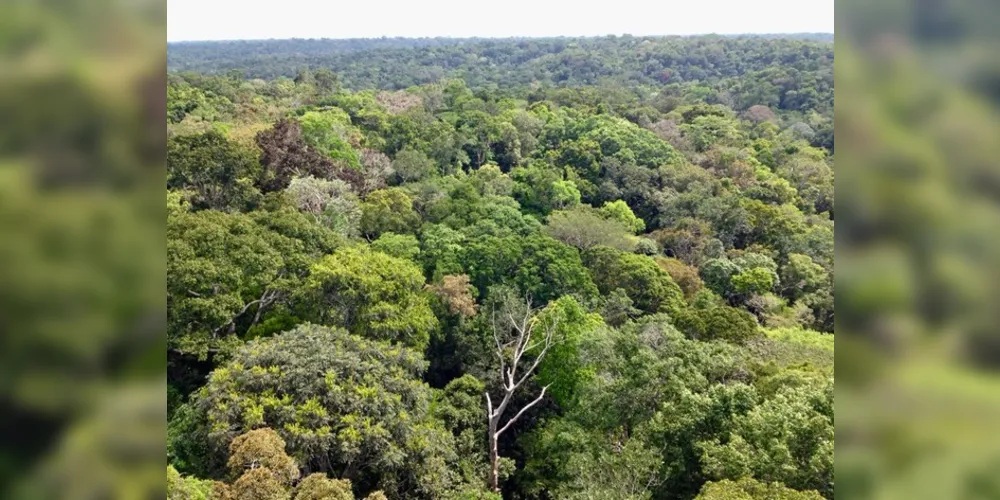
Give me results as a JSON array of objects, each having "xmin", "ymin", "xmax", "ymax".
[{"xmin": 166, "ymin": 34, "xmax": 833, "ymax": 500}]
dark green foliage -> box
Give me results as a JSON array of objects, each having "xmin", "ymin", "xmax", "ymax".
[
  {"xmin": 168, "ymin": 131, "xmax": 262, "ymax": 211},
  {"xmin": 675, "ymin": 303, "xmax": 761, "ymax": 345},
  {"xmin": 461, "ymin": 233, "xmax": 598, "ymax": 304},
  {"xmin": 432, "ymin": 375, "xmax": 492, "ymax": 487},
  {"xmin": 168, "ymin": 37, "xmax": 832, "ymax": 123},
  {"xmin": 582, "ymin": 246, "xmax": 685, "ymax": 315},
  {"xmin": 167, "ymin": 204, "xmax": 340, "ymax": 357}
]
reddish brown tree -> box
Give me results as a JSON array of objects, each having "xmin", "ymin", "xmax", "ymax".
[
  {"xmin": 255, "ymin": 119, "xmax": 365, "ymax": 193},
  {"xmin": 743, "ymin": 104, "xmax": 777, "ymax": 123}
]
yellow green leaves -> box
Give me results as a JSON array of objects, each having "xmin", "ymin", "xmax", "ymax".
[
  {"xmin": 194, "ymin": 325, "xmax": 459, "ymax": 497},
  {"xmin": 359, "ymin": 188, "xmax": 420, "ymax": 238},
  {"xmin": 306, "ymin": 245, "xmax": 437, "ymax": 350}
]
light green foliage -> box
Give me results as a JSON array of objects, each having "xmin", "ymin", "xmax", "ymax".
[
  {"xmin": 521, "ymin": 316, "xmax": 756, "ymax": 498},
  {"xmin": 551, "ymin": 180, "xmax": 582, "ymax": 209},
  {"xmin": 698, "ymin": 378, "xmax": 834, "ymax": 496},
  {"xmin": 646, "ymin": 383, "xmax": 760, "ymax": 497},
  {"xmin": 360, "ymin": 188, "xmax": 421, "ymax": 238},
  {"xmin": 701, "ymin": 253, "xmax": 781, "ymax": 304},
  {"xmin": 168, "ymin": 80, "xmax": 232, "ymax": 123},
  {"xmin": 599, "ymin": 200, "xmax": 646, "ymax": 234},
  {"xmin": 559, "ymin": 442, "xmax": 661, "ymax": 500},
  {"xmin": 545, "ymin": 113, "xmax": 683, "ymax": 183},
  {"xmin": 731, "ymin": 252, "xmax": 779, "ymax": 274},
  {"xmin": 420, "ymin": 176, "xmax": 517, "ymax": 231},
  {"xmin": 420, "ymin": 223, "xmax": 467, "ymax": 279},
  {"xmin": 740, "ymin": 200, "xmax": 810, "ymax": 256},
  {"xmin": 779, "ymin": 254, "xmax": 828, "ymax": 301},
  {"xmin": 754, "ymin": 328, "xmax": 834, "ymax": 374},
  {"xmin": 458, "ymin": 200, "xmax": 542, "ymax": 239},
  {"xmin": 763, "ymin": 327, "xmax": 834, "ymax": 353},
  {"xmin": 392, "ymin": 148, "xmax": 437, "ymax": 184},
  {"xmin": 285, "ymin": 176, "xmax": 361, "ymax": 237},
  {"xmin": 511, "ymin": 164, "xmax": 580, "ymax": 215},
  {"xmin": 195, "ymin": 325, "xmax": 464, "ymax": 498},
  {"xmin": 683, "ymin": 114, "xmax": 746, "ymax": 152},
  {"xmin": 634, "ymin": 364, "xmax": 832, "ymax": 498},
  {"xmin": 775, "ymin": 154, "xmax": 833, "ymax": 214},
  {"xmin": 634, "ymin": 238, "xmax": 660, "ymax": 256},
  {"xmin": 468, "ymin": 164, "xmax": 515, "ymax": 197},
  {"xmin": 293, "ymin": 474, "xmax": 354, "ymax": 500},
  {"xmin": 454, "ymin": 109, "xmax": 523, "ymax": 169},
  {"xmin": 544, "ymin": 206, "xmax": 636, "ymax": 251},
  {"xmin": 745, "ymin": 293, "xmax": 810, "ymax": 329},
  {"xmin": 298, "ymin": 109, "xmax": 362, "ymax": 170},
  {"xmin": 696, "ymin": 478, "xmax": 823, "ymax": 500},
  {"xmin": 324, "ymin": 90, "xmax": 389, "ymax": 135},
  {"xmin": 535, "ymin": 296, "xmax": 605, "ymax": 407},
  {"xmin": 306, "ymin": 245, "xmax": 437, "ymax": 349},
  {"xmin": 701, "ymin": 305, "xmax": 760, "ymax": 344},
  {"xmin": 169, "ymin": 465, "xmax": 216, "ymax": 500},
  {"xmin": 731, "ymin": 267, "xmax": 777, "ymax": 296},
  {"xmin": 700, "ymin": 258, "xmax": 743, "ymax": 298},
  {"xmin": 371, "ymin": 232, "xmax": 421, "ymax": 261},
  {"xmin": 536, "ymin": 421, "xmax": 661, "ymax": 500},
  {"xmin": 582, "ymin": 246, "xmax": 685, "ymax": 315}
]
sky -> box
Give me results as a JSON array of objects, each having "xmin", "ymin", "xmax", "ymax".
[{"xmin": 167, "ymin": 0, "xmax": 834, "ymax": 42}]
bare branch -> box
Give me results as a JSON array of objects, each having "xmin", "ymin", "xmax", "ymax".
[
  {"xmin": 507, "ymin": 308, "xmax": 536, "ymax": 384},
  {"xmin": 491, "ymin": 306, "xmax": 507, "ymax": 385},
  {"xmin": 512, "ymin": 338, "xmax": 554, "ymax": 391},
  {"xmin": 497, "ymin": 385, "xmax": 549, "ymax": 437}
]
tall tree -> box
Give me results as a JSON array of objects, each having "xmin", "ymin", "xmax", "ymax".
[{"xmin": 484, "ymin": 295, "xmax": 559, "ymax": 493}]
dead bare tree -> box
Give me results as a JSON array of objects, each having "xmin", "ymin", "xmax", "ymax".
[{"xmin": 485, "ymin": 296, "xmax": 558, "ymax": 493}]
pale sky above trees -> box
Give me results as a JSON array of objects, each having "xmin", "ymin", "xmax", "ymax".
[{"xmin": 168, "ymin": 0, "xmax": 833, "ymax": 42}]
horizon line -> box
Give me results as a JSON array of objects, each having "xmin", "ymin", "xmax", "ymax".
[{"xmin": 168, "ymin": 32, "xmax": 834, "ymax": 44}]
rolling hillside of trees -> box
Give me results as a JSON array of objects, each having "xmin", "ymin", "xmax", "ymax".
[
  {"xmin": 168, "ymin": 35, "xmax": 832, "ymax": 117},
  {"xmin": 167, "ymin": 34, "xmax": 833, "ymax": 500}
]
